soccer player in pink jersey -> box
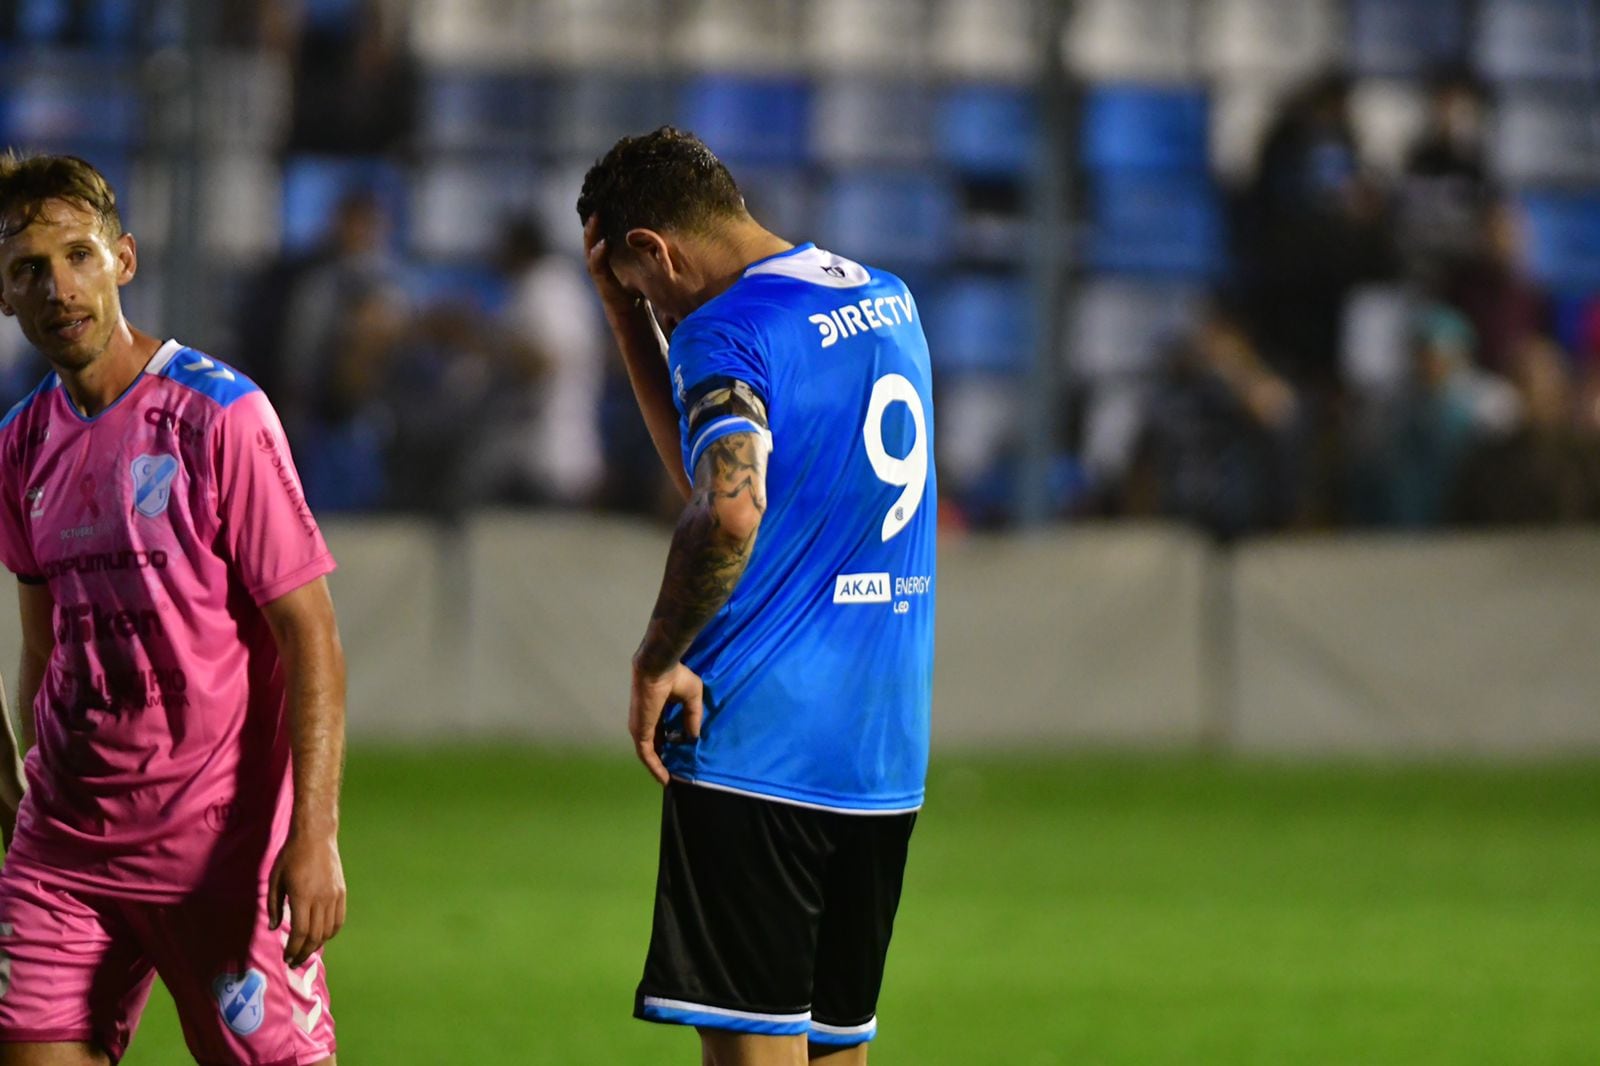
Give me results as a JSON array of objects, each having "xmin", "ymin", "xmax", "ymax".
[{"xmin": 0, "ymin": 154, "xmax": 346, "ymax": 1066}]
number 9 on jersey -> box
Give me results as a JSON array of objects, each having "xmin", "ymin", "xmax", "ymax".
[{"xmin": 862, "ymin": 373, "xmax": 929, "ymax": 543}]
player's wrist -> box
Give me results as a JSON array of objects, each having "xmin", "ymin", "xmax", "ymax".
[
  {"xmin": 289, "ymin": 812, "xmax": 340, "ymax": 842},
  {"xmin": 631, "ymin": 642, "xmax": 678, "ymax": 681}
]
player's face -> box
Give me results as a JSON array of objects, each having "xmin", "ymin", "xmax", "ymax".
[
  {"xmin": 0, "ymin": 198, "xmax": 136, "ymax": 373},
  {"xmin": 610, "ymin": 240, "xmax": 696, "ymax": 335}
]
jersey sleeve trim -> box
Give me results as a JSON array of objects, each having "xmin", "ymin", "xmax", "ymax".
[
  {"xmin": 687, "ymin": 417, "xmax": 769, "ymax": 476},
  {"xmin": 13, "ymin": 573, "xmax": 45, "ymax": 585},
  {"xmin": 157, "ymin": 345, "xmax": 262, "ymax": 408},
  {"xmin": 0, "ymin": 375, "xmax": 60, "ymax": 432},
  {"xmin": 249, "ymin": 552, "xmax": 336, "ymax": 607}
]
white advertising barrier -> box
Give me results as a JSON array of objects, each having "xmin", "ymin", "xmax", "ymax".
[
  {"xmin": 1, "ymin": 515, "xmax": 1595, "ymax": 756},
  {"xmin": 1231, "ymin": 532, "xmax": 1600, "ymax": 756},
  {"xmin": 933, "ymin": 525, "xmax": 1212, "ymax": 748},
  {"xmin": 321, "ymin": 518, "xmax": 448, "ymax": 738},
  {"xmin": 457, "ymin": 512, "xmax": 667, "ymax": 743},
  {"xmin": 451, "ymin": 516, "xmax": 1212, "ymax": 749}
]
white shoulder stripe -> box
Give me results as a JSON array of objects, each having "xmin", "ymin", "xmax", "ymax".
[
  {"xmin": 141, "ymin": 338, "xmax": 185, "ymax": 376},
  {"xmin": 744, "ymin": 246, "xmax": 871, "ymax": 289}
]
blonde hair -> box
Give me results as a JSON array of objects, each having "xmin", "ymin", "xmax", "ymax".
[{"xmin": 0, "ymin": 151, "xmax": 123, "ymax": 241}]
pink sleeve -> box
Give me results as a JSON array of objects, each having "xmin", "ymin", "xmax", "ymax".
[
  {"xmin": 0, "ymin": 436, "xmax": 40, "ymax": 580},
  {"xmin": 212, "ymin": 391, "xmax": 335, "ymax": 605}
]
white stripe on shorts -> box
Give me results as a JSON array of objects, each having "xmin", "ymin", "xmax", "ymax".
[
  {"xmin": 811, "ymin": 1016, "xmax": 878, "ymax": 1037},
  {"xmin": 641, "ymin": 996, "xmax": 811, "ymax": 1026}
]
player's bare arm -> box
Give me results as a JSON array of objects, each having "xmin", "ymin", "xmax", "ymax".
[
  {"xmin": 630, "ymin": 419, "xmax": 769, "ymax": 784},
  {"xmin": 0, "ymin": 681, "xmax": 20, "ymax": 850},
  {"xmin": 0, "ymin": 581, "xmax": 54, "ymax": 844},
  {"xmin": 13, "ymin": 582, "xmax": 52, "ymax": 755},
  {"xmin": 582, "ymin": 214, "xmax": 692, "ymax": 501},
  {"xmin": 262, "ymin": 577, "xmax": 348, "ymax": 969}
]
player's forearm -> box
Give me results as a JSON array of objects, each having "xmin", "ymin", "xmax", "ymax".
[
  {"xmin": 0, "ymin": 676, "xmax": 23, "ymax": 807},
  {"xmin": 265, "ymin": 585, "xmax": 347, "ymax": 840},
  {"xmin": 606, "ymin": 303, "xmax": 693, "ymax": 501},
  {"xmin": 15, "ymin": 645, "xmax": 45, "ymax": 753},
  {"xmin": 284, "ymin": 642, "xmax": 345, "ymax": 839},
  {"xmin": 636, "ymin": 434, "xmax": 767, "ymax": 675},
  {"xmin": 636, "ymin": 506, "xmax": 754, "ymax": 675}
]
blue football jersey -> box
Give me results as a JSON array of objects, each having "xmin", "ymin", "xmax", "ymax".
[{"xmin": 659, "ymin": 243, "xmax": 937, "ymax": 813}]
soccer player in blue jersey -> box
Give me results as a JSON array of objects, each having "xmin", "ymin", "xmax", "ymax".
[{"xmin": 577, "ymin": 128, "xmax": 937, "ymax": 1066}]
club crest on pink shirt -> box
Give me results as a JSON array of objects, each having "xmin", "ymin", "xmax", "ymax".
[{"xmin": 130, "ymin": 453, "xmax": 179, "ymax": 518}]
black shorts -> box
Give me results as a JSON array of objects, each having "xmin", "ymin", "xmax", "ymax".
[{"xmin": 634, "ymin": 782, "xmax": 917, "ymax": 1047}]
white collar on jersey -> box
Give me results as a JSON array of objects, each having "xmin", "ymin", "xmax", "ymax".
[
  {"xmin": 743, "ymin": 245, "xmax": 871, "ymax": 289},
  {"xmin": 142, "ymin": 338, "xmax": 185, "ymax": 376}
]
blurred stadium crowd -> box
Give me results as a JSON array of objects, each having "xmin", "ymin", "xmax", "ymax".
[{"xmin": 1, "ymin": 0, "xmax": 1599, "ymax": 535}]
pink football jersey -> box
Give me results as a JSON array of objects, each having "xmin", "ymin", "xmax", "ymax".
[{"xmin": 0, "ymin": 340, "xmax": 335, "ymax": 901}]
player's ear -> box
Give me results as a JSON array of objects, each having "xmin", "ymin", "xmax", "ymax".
[
  {"xmin": 113, "ymin": 232, "xmax": 138, "ymax": 286},
  {"xmin": 624, "ymin": 228, "xmax": 670, "ymax": 270}
]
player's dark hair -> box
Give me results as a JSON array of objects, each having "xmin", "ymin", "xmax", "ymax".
[
  {"xmin": 576, "ymin": 127, "xmax": 746, "ymax": 251},
  {"xmin": 0, "ymin": 152, "xmax": 123, "ymax": 242}
]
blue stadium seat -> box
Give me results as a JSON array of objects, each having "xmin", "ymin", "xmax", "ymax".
[
  {"xmin": 735, "ymin": 167, "xmax": 811, "ymax": 242},
  {"xmin": 420, "ymin": 72, "xmax": 548, "ymax": 150},
  {"xmin": 1087, "ymin": 173, "xmax": 1227, "ymax": 279},
  {"xmin": 138, "ymin": 0, "xmax": 183, "ymax": 47},
  {"xmin": 280, "ymin": 156, "xmax": 408, "ymax": 254},
  {"xmin": 302, "ymin": 0, "xmax": 362, "ymax": 33},
  {"xmin": 1348, "ymin": 0, "xmax": 1466, "ymax": 75},
  {"xmin": 935, "ymin": 85, "xmax": 1036, "ymax": 178},
  {"xmin": 410, "ymin": 157, "xmax": 546, "ymax": 260},
  {"xmin": 924, "ymin": 275, "xmax": 1033, "ymax": 376},
  {"xmin": 816, "ymin": 170, "xmax": 956, "ymax": 267},
  {"xmin": 1549, "ymin": 292, "xmax": 1595, "ymax": 358},
  {"xmin": 1492, "ymin": 91, "xmax": 1600, "ymax": 185},
  {"xmin": 407, "ymin": 263, "xmax": 509, "ymax": 316},
  {"xmin": 811, "ymin": 79, "xmax": 932, "ymax": 165},
  {"xmin": 678, "ymin": 75, "xmax": 811, "ymax": 167},
  {"xmin": 1519, "ymin": 192, "xmax": 1600, "ymax": 291},
  {"xmin": 84, "ymin": 0, "xmax": 138, "ymax": 49},
  {"xmin": 1477, "ymin": 0, "xmax": 1595, "ymax": 83},
  {"xmin": 553, "ymin": 73, "xmax": 677, "ymax": 158},
  {"xmin": 3, "ymin": 73, "xmax": 139, "ymax": 146},
  {"xmin": 16, "ymin": 0, "xmax": 70, "ymax": 44},
  {"xmin": 1081, "ymin": 85, "xmax": 1209, "ymax": 173}
]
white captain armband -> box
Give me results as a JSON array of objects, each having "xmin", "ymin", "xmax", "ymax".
[{"xmin": 684, "ymin": 376, "xmax": 771, "ymax": 473}]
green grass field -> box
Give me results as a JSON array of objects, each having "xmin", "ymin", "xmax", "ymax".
[{"xmin": 122, "ymin": 748, "xmax": 1600, "ymax": 1064}]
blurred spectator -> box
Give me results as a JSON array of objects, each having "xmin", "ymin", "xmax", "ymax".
[
  {"xmin": 376, "ymin": 303, "xmax": 505, "ymax": 516},
  {"xmin": 295, "ymin": 288, "xmax": 401, "ymax": 513},
  {"xmin": 268, "ymin": 187, "xmax": 407, "ymax": 434},
  {"xmin": 1348, "ymin": 305, "xmax": 1519, "ymax": 527},
  {"xmin": 471, "ymin": 217, "xmax": 607, "ymax": 508},
  {"xmin": 1397, "ymin": 67, "xmax": 1496, "ymax": 291},
  {"xmin": 287, "ymin": 0, "xmax": 416, "ymax": 153},
  {"xmin": 218, "ymin": 0, "xmax": 299, "ymax": 49},
  {"xmin": 1451, "ymin": 338, "xmax": 1600, "ymax": 524},
  {"xmin": 1240, "ymin": 73, "xmax": 1397, "ymax": 390},
  {"xmin": 1445, "ymin": 201, "xmax": 1549, "ymax": 378},
  {"xmin": 238, "ymin": 187, "xmax": 407, "ymax": 512},
  {"xmin": 1123, "ymin": 301, "xmax": 1301, "ymax": 539}
]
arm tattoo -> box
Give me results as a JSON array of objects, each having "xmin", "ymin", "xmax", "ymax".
[{"xmin": 635, "ymin": 429, "xmax": 769, "ymax": 675}]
